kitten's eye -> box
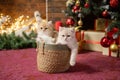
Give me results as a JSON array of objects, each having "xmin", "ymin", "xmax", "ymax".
[
  {"xmin": 67, "ymin": 35, "xmax": 70, "ymax": 37},
  {"xmin": 40, "ymin": 27, "xmax": 43, "ymax": 29},
  {"xmin": 62, "ymin": 35, "xmax": 65, "ymax": 37},
  {"xmin": 45, "ymin": 28, "xmax": 48, "ymax": 30}
]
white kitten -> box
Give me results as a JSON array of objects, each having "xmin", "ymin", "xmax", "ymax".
[
  {"xmin": 34, "ymin": 11, "xmax": 56, "ymax": 44},
  {"xmin": 56, "ymin": 27, "xmax": 78, "ymax": 66}
]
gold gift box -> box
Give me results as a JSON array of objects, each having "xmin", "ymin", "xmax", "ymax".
[{"xmin": 94, "ymin": 18, "xmax": 112, "ymax": 31}]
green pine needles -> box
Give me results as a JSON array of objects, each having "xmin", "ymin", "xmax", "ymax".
[{"xmin": 0, "ymin": 31, "xmax": 37, "ymax": 50}]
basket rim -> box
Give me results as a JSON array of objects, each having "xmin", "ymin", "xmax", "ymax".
[
  {"xmin": 37, "ymin": 43, "xmax": 70, "ymax": 49},
  {"xmin": 38, "ymin": 42, "xmax": 67, "ymax": 46},
  {"xmin": 37, "ymin": 42, "xmax": 71, "ymax": 52}
]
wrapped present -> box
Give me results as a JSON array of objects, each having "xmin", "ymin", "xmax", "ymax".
[
  {"xmin": 102, "ymin": 36, "xmax": 120, "ymax": 57},
  {"xmin": 76, "ymin": 31, "xmax": 84, "ymax": 53},
  {"xmin": 102, "ymin": 47, "xmax": 120, "ymax": 57},
  {"xmin": 94, "ymin": 18, "xmax": 112, "ymax": 31},
  {"xmin": 75, "ymin": 31, "xmax": 81, "ymax": 42},
  {"xmin": 77, "ymin": 40, "xmax": 85, "ymax": 53},
  {"xmin": 81, "ymin": 30, "xmax": 105, "ymax": 52}
]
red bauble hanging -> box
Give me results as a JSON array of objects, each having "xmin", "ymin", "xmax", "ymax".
[
  {"xmin": 115, "ymin": 37, "xmax": 119, "ymax": 44},
  {"xmin": 108, "ymin": 38, "xmax": 115, "ymax": 46},
  {"xmin": 84, "ymin": 2, "xmax": 89, "ymax": 8},
  {"xmin": 102, "ymin": 10, "xmax": 108, "ymax": 17},
  {"xmin": 107, "ymin": 27, "xmax": 119, "ymax": 38},
  {"xmin": 110, "ymin": 0, "xmax": 119, "ymax": 8},
  {"xmin": 55, "ymin": 21, "xmax": 62, "ymax": 31},
  {"xmin": 66, "ymin": 18, "xmax": 75, "ymax": 26},
  {"xmin": 72, "ymin": 5, "xmax": 79, "ymax": 13},
  {"xmin": 112, "ymin": 27, "xmax": 119, "ymax": 32},
  {"xmin": 107, "ymin": 31, "xmax": 114, "ymax": 38},
  {"xmin": 100, "ymin": 36, "xmax": 114, "ymax": 47}
]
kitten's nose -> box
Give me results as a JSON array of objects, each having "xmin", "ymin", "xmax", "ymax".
[
  {"xmin": 43, "ymin": 29, "xmax": 46, "ymax": 31},
  {"xmin": 65, "ymin": 37, "xmax": 67, "ymax": 41}
]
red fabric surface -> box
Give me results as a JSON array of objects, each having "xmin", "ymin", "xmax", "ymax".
[{"xmin": 0, "ymin": 48, "xmax": 120, "ymax": 80}]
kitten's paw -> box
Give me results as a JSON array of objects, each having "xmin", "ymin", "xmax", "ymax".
[{"xmin": 70, "ymin": 61, "xmax": 76, "ymax": 66}]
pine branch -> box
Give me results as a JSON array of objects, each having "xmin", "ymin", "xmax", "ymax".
[
  {"xmin": 0, "ymin": 31, "xmax": 37, "ymax": 50},
  {"xmin": 22, "ymin": 31, "xmax": 31, "ymax": 40},
  {"xmin": 109, "ymin": 21, "xmax": 120, "ymax": 30}
]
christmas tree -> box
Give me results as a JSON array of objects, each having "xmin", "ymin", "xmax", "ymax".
[
  {"xmin": 100, "ymin": 0, "xmax": 120, "ymax": 39},
  {"xmin": 65, "ymin": 0, "xmax": 102, "ymax": 30},
  {"xmin": 64, "ymin": 0, "xmax": 120, "ymax": 37},
  {"xmin": 64, "ymin": 0, "xmax": 120, "ymax": 52},
  {"xmin": 65, "ymin": 0, "xmax": 120, "ymax": 34},
  {"xmin": 99, "ymin": 0, "xmax": 120, "ymax": 52}
]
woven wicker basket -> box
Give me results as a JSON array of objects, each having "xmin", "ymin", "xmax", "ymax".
[{"xmin": 37, "ymin": 42, "xmax": 71, "ymax": 73}]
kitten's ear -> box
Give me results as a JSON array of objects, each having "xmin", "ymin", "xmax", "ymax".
[
  {"xmin": 34, "ymin": 11, "xmax": 42, "ymax": 23},
  {"xmin": 47, "ymin": 21, "xmax": 54, "ymax": 27},
  {"xmin": 48, "ymin": 21, "xmax": 52, "ymax": 25}
]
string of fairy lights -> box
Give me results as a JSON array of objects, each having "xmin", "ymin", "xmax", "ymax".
[
  {"xmin": 0, "ymin": 13, "xmax": 36, "ymax": 35},
  {"xmin": 0, "ymin": 0, "xmax": 49, "ymax": 35}
]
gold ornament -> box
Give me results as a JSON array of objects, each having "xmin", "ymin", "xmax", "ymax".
[
  {"xmin": 75, "ymin": 26, "xmax": 81, "ymax": 31},
  {"xmin": 78, "ymin": 19, "xmax": 83, "ymax": 26},
  {"xmin": 110, "ymin": 43, "xmax": 118, "ymax": 52},
  {"xmin": 75, "ymin": 26, "xmax": 82, "ymax": 32},
  {"xmin": 76, "ymin": 0, "xmax": 80, "ymax": 6}
]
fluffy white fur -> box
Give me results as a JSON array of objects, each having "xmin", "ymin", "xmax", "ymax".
[
  {"xmin": 34, "ymin": 11, "xmax": 56, "ymax": 44},
  {"xmin": 56, "ymin": 27, "xmax": 78, "ymax": 66}
]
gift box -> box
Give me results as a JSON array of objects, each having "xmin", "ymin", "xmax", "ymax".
[
  {"xmin": 75, "ymin": 31, "xmax": 81, "ymax": 42},
  {"xmin": 102, "ymin": 47, "xmax": 120, "ymax": 57},
  {"xmin": 94, "ymin": 18, "xmax": 112, "ymax": 31},
  {"xmin": 81, "ymin": 30, "xmax": 105, "ymax": 52},
  {"xmin": 102, "ymin": 37, "xmax": 120, "ymax": 57},
  {"xmin": 77, "ymin": 40, "xmax": 85, "ymax": 53},
  {"xmin": 76, "ymin": 31, "xmax": 84, "ymax": 53}
]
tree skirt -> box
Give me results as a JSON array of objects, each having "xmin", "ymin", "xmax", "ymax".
[{"xmin": 0, "ymin": 48, "xmax": 120, "ymax": 80}]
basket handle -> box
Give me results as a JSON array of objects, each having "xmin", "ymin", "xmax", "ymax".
[{"xmin": 41, "ymin": 42, "xmax": 45, "ymax": 55}]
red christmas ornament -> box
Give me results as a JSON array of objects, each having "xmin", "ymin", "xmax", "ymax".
[
  {"xmin": 55, "ymin": 21, "xmax": 62, "ymax": 31},
  {"xmin": 109, "ymin": 38, "xmax": 115, "ymax": 46},
  {"xmin": 84, "ymin": 2, "xmax": 89, "ymax": 8},
  {"xmin": 102, "ymin": 10, "xmax": 108, "ymax": 17},
  {"xmin": 107, "ymin": 27, "xmax": 119, "ymax": 38},
  {"xmin": 112, "ymin": 27, "xmax": 119, "ymax": 32},
  {"xmin": 110, "ymin": 0, "xmax": 119, "ymax": 8},
  {"xmin": 72, "ymin": 5, "xmax": 79, "ymax": 13},
  {"xmin": 100, "ymin": 36, "xmax": 114, "ymax": 47},
  {"xmin": 107, "ymin": 31, "xmax": 114, "ymax": 38},
  {"xmin": 115, "ymin": 38, "xmax": 119, "ymax": 44},
  {"xmin": 66, "ymin": 18, "xmax": 75, "ymax": 26}
]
